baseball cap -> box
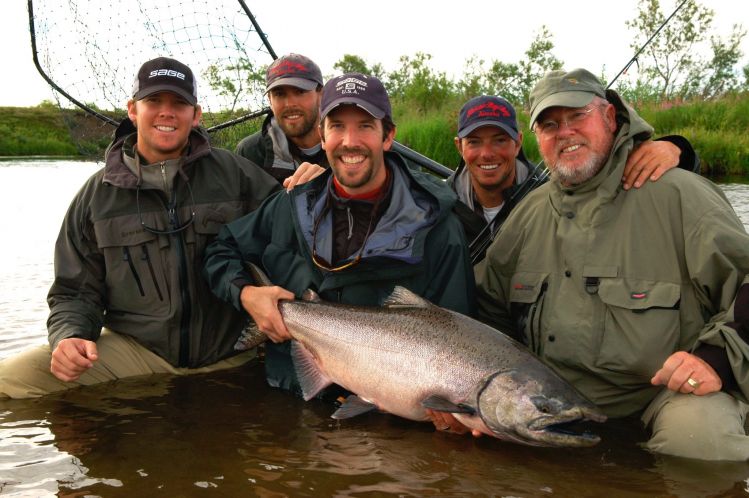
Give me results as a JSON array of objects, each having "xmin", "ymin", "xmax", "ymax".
[
  {"xmin": 529, "ymin": 68, "xmax": 606, "ymax": 125},
  {"xmin": 266, "ymin": 53, "xmax": 323, "ymax": 92},
  {"xmin": 320, "ymin": 73, "xmax": 391, "ymax": 121},
  {"xmin": 457, "ymin": 96, "xmax": 519, "ymax": 141},
  {"xmin": 131, "ymin": 57, "xmax": 198, "ymax": 105}
]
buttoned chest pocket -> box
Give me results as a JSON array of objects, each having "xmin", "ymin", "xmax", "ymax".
[
  {"xmin": 595, "ymin": 278, "xmax": 681, "ymax": 378},
  {"xmin": 94, "ymin": 214, "xmax": 170, "ymax": 314}
]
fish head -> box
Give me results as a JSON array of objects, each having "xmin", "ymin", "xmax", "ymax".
[{"xmin": 471, "ymin": 368, "xmax": 607, "ymax": 447}]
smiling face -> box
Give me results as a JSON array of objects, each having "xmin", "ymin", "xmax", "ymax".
[
  {"xmin": 536, "ymin": 102, "xmax": 617, "ymax": 186},
  {"xmin": 268, "ymin": 85, "xmax": 322, "ymax": 149},
  {"xmin": 320, "ymin": 105, "xmax": 394, "ymax": 196},
  {"xmin": 127, "ymin": 91, "xmax": 201, "ymax": 163},
  {"xmin": 455, "ymin": 125, "xmax": 522, "ymax": 206}
]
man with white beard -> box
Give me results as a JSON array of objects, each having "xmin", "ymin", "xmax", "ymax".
[{"xmin": 475, "ymin": 68, "xmax": 749, "ymax": 461}]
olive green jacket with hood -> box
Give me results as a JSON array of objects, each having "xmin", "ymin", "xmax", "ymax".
[
  {"xmin": 475, "ymin": 91, "xmax": 749, "ymax": 418},
  {"xmin": 47, "ymin": 121, "xmax": 280, "ymax": 368}
]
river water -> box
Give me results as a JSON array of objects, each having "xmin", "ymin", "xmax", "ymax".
[{"xmin": 1, "ymin": 160, "xmax": 749, "ymax": 497}]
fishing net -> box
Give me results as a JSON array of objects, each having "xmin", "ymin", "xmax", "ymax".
[{"xmin": 28, "ymin": 0, "xmax": 274, "ymax": 154}]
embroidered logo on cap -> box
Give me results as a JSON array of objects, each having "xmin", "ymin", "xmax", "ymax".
[
  {"xmin": 335, "ymin": 77, "xmax": 368, "ymax": 95},
  {"xmin": 631, "ymin": 292, "xmax": 648, "ymax": 299},
  {"xmin": 269, "ymin": 60, "xmax": 309, "ymax": 77},
  {"xmin": 148, "ymin": 69, "xmax": 186, "ymax": 80},
  {"xmin": 467, "ymin": 101, "xmax": 511, "ymax": 119}
]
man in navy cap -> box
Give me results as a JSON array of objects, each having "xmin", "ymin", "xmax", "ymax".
[
  {"xmin": 449, "ymin": 95, "xmax": 697, "ymax": 263},
  {"xmin": 0, "ymin": 57, "xmax": 280, "ymax": 398},
  {"xmin": 204, "ymin": 72, "xmax": 474, "ymax": 404},
  {"xmin": 235, "ymin": 53, "xmax": 329, "ymax": 187}
]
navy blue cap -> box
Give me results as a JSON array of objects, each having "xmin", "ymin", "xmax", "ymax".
[
  {"xmin": 320, "ymin": 73, "xmax": 391, "ymax": 121},
  {"xmin": 457, "ymin": 96, "xmax": 518, "ymax": 141}
]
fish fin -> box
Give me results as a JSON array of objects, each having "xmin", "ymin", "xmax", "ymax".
[
  {"xmin": 301, "ymin": 289, "xmax": 322, "ymax": 303},
  {"xmin": 331, "ymin": 395, "xmax": 378, "ymax": 419},
  {"xmin": 382, "ymin": 286, "xmax": 431, "ymax": 308},
  {"xmin": 246, "ymin": 262, "xmax": 273, "ymax": 286},
  {"xmin": 421, "ymin": 395, "xmax": 476, "ymax": 414},
  {"xmin": 291, "ymin": 341, "xmax": 332, "ymax": 401},
  {"xmin": 233, "ymin": 321, "xmax": 267, "ymax": 351}
]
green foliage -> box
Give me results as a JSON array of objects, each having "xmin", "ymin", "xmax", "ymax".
[
  {"xmin": 385, "ymin": 53, "xmax": 455, "ymax": 113},
  {"xmin": 333, "ymin": 54, "xmax": 384, "ymax": 79},
  {"xmin": 202, "ymin": 57, "xmax": 266, "ymax": 113},
  {"xmin": 625, "ymin": 0, "xmax": 745, "ymax": 101}
]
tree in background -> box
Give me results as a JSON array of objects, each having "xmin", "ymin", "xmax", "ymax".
[
  {"xmin": 333, "ymin": 54, "xmax": 384, "ymax": 79},
  {"xmin": 625, "ymin": 0, "xmax": 745, "ymax": 101},
  {"xmin": 203, "ymin": 57, "xmax": 266, "ymax": 113},
  {"xmin": 453, "ymin": 26, "xmax": 563, "ymax": 109},
  {"xmin": 384, "ymin": 52, "xmax": 455, "ymax": 113},
  {"xmin": 485, "ymin": 26, "xmax": 563, "ymax": 110}
]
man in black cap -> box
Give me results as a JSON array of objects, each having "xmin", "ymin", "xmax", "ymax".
[
  {"xmin": 235, "ymin": 53, "xmax": 329, "ymax": 188},
  {"xmin": 0, "ymin": 56, "xmax": 280, "ymax": 398},
  {"xmin": 204, "ymin": 72, "xmax": 474, "ymax": 405},
  {"xmin": 449, "ymin": 95, "xmax": 697, "ymax": 263}
]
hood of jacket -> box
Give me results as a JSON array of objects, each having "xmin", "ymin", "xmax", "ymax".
[
  {"xmin": 548, "ymin": 90, "xmax": 653, "ymax": 198},
  {"xmin": 448, "ymin": 148, "xmax": 535, "ymax": 211},
  {"xmin": 292, "ymin": 150, "xmax": 457, "ymax": 265}
]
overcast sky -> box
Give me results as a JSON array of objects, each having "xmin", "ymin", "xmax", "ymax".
[{"xmin": 3, "ymin": 0, "xmax": 747, "ymax": 107}]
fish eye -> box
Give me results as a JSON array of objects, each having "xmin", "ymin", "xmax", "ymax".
[{"xmin": 530, "ymin": 395, "xmax": 561, "ymax": 415}]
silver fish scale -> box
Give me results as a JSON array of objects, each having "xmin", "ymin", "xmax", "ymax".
[{"xmin": 279, "ymin": 299, "xmax": 536, "ymax": 421}]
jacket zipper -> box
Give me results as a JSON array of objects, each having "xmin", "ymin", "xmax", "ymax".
[
  {"xmin": 167, "ymin": 188, "xmax": 192, "ymax": 367},
  {"xmin": 122, "ymin": 247, "xmax": 145, "ymax": 297},
  {"xmin": 140, "ymin": 245, "xmax": 164, "ymax": 301},
  {"xmin": 160, "ymin": 162, "xmax": 169, "ymax": 195}
]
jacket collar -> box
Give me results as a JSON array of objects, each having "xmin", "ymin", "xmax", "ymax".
[{"xmin": 102, "ymin": 119, "xmax": 212, "ymax": 188}]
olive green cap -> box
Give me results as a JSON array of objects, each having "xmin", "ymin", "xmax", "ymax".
[{"xmin": 529, "ymin": 68, "xmax": 606, "ymax": 125}]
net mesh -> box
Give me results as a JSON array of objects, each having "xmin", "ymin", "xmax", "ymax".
[{"xmin": 28, "ymin": 0, "xmax": 274, "ymax": 153}]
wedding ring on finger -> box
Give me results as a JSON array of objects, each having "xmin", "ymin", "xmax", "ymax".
[{"xmin": 686, "ymin": 378, "xmax": 701, "ymax": 389}]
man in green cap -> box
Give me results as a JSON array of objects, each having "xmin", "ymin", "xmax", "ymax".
[{"xmin": 474, "ymin": 68, "xmax": 749, "ymax": 460}]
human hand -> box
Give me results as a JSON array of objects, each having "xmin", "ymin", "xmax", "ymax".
[
  {"xmin": 622, "ymin": 139, "xmax": 680, "ymax": 190},
  {"xmin": 282, "ymin": 162, "xmax": 326, "ymax": 192},
  {"xmin": 425, "ymin": 409, "xmax": 482, "ymax": 437},
  {"xmin": 240, "ymin": 285, "xmax": 295, "ymax": 342},
  {"xmin": 50, "ymin": 337, "xmax": 98, "ymax": 382},
  {"xmin": 651, "ymin": 351, "xmax": 722, "ymax": 395}
]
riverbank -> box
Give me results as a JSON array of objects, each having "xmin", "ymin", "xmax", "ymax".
[{"xmin": 2, "ymin": 92, "xmax": 748, "ymax": 175}]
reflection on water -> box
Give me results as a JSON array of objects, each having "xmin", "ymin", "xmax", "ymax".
[{"xmin": 1, "ymin": 160, "xmax": 749, "ymax": 496}]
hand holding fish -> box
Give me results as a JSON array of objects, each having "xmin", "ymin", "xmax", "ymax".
[
  {"xmin": 426, "ymin": 409, "xmax": 482, "ymax": 437},
  {"xmin": 650, "ymin": 351, "xmax": 721, "ymax": 395},
  {"xmin": 239, "ymin": 285, "xmax": 295, "ymax": 342},
  {"xmin": 50, "ymin": 337, "xmax": 98, "ymax": 382}
]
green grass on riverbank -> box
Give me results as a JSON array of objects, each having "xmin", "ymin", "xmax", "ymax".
[
  {"xmin": 3, "ymin": 93, "xmax": 748, "ymax": 176},
  {"xmin": 394, "ymin": 92, "xmax": 749, "ymax": 176}
]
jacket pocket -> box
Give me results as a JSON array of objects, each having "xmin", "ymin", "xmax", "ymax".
[
  {"xmin": 188, "ymin": 202, "xmax": 245, "ymax": 253},
  {"xmin": 508, "ymin": 271, "xmax": 550, "ymax": 353},
  {"xmin": 93, "ymin": 214, "xmax": 168, "ymax": 313},
  {"xmin": 595, "ymin": 278, "xmax": 681, "ymax": 378}
]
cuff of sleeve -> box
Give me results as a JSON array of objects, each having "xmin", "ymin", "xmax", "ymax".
[
  {"xmin": 693, "ymin": 343, "xmax": 738, "ymax": 392},
  {"xmin": 656, "ymin": 135, "xmax": 699, "ymax": 173},
  {"xmin": 231, "ymin": 277, "xmax": 254, "ymax": 312}
]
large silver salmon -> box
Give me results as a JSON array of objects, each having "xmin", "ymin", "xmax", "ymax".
[{"xmin": 240, "ymin": 267, "xmax": 606, "ymax": 447}]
